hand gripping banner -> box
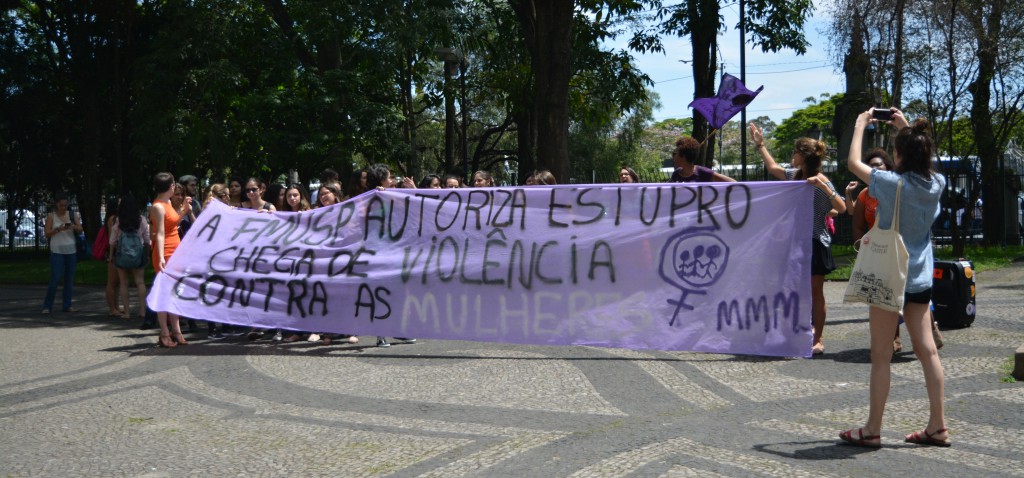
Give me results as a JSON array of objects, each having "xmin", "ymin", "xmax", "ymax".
[{"xmin": 149, "ymin": 183, "xmax": 814, "ymax": 357}]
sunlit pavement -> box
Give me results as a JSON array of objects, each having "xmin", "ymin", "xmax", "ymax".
[{"xmin": 1, "ymin": 264, "xmax": 1022, "ymax": 477}]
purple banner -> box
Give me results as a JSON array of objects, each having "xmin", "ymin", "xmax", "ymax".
[{"xmin": 149, "ymin": 183, "xmax": 813, "ymax": 357}]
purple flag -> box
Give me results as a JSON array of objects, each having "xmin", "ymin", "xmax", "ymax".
[{"xmin": 688, "ymin": 73, "xmax": 764, "ymax": 129}]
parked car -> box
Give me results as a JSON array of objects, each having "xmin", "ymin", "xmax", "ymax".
[{"xmin": 0, "ymin": 209, "xmax": 41, "ymax": 244}]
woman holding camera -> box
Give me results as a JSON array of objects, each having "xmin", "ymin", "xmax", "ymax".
[
  {"xmin": 42, "ymin": 193, "xmax": 83, "ymax": 314},
  {"xmin": 838, "ymin": 108, "xmax": 949, "ymax": 448}
]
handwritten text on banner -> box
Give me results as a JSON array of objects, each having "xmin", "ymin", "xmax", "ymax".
[{"xmin": 149, "ymin": 183, "xmax": 814, "ymax": 357}]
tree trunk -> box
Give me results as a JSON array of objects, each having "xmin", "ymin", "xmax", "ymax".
[
  {"xmin": 833, "ymin": 19, "xmax": 873, "ymax": 189},
  {"xmin": 514, "ymin": 107, "xmax": 536, "ymax": 184},
  {"xmin": 891, "ymin": 0, "xmax": 906, "ymax": 107},
  {"xmin": 968, "ymin": 0, "xmax": 1004, "ymax": 245},
  {"xmin": 512, "ymin": 0, "xmax": 572, "ymax": 183},
  {"xmin": 689, "ymin": 0, "xmax": 718, "ymax": 166}
]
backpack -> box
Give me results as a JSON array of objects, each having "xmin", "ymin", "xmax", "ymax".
[{"xmin": 114, "ymin": 229, "xmax": 145, "ymax": 269}]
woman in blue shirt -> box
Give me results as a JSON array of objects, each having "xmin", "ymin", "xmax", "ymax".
[{"xmin": 839, "ymin": 108, "xmax": 949, "ymax": 448}]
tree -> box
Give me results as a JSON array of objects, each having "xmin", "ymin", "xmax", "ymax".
[
  {"xmin": 654, "ymin": 0, "xmax": 813, "ymax": 165},
  {"xmin": 509, "ymin": 0, "xmax": 574, "ymax": 183},
  {"xmin": 502, "ymin": 1, "xmax": 660, "ymax": 184},
  {"xmin": 1, "ymin": 1, "xmax": 145, "ymax": 238},
  {"xmin": 963, "ymin": 0, "xmax": 1024, "ymax": 245},
  {"xmin": 825, "ymin": 0, "xmax": 1024, "ymax": 250},
  {"xmin": 774, "ymin": 94, "xmax": 843, "ymax": 151}
]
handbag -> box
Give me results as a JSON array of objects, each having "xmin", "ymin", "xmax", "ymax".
[
  {"xmin": 92, "ymin": 225, "xmax": 109, "ymax": 260},
  {"xmin": 843, "ymin": 178, "xmax": 909, "ymax": 312}
]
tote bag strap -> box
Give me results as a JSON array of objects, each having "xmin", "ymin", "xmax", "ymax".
[{"xmin": 891, "ymin": 178, "xmax": 903, "ymax": 234}]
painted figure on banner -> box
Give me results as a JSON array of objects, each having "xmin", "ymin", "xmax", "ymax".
[{"xmin": 658, "ymin": 227, "xmax": 730, "ymax": 326}]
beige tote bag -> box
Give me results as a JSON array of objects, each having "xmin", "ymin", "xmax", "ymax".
[{"xmin": 844, "ymin": 178, "xmax": 909, "ymax": 312}]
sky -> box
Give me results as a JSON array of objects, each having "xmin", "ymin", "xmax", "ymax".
[{"xmin": 609, "ymin": 6, "xmax": 846, "ymax": 125}]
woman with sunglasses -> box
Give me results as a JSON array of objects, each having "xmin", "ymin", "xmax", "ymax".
[
  {"xmin": 239, "ymin": 178, "xmax": 276, "ymax": 340},
  {"xmin": 241, "ymin": 178, "xmax": 276, "ymax": 212}
]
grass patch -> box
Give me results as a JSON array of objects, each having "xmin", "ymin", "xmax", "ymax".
[
  {"xmin": 0, "ymin": 253, "xmax": 155, "ymax": 286},
  {"xmin": 827, "ymin": 244, "xmax": 1024, "ymax": 281},
  {"xmin": 1002, "ymin": 357, "xmax": 1018, "ymax": 384}
]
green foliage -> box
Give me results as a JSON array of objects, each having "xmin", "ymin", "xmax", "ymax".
[
  {"xmin": 569, "ymin": 91, "xmax": 663, "ymax": 183},
  {"xmin": 742, "ymin": 0, "xmax": 813, "ymax": 54},
  {"xmin": 772, "ymin": 93, "xmax": 843, "ymax": 151}
]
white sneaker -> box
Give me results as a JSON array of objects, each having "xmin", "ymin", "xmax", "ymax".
[{"xmin": 307, "ymin": 334, "xmax": 321, "ymax": 342}]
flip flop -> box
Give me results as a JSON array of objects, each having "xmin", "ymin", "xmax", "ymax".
[
  {"xmin": 839, "ymin": 428, "xmax": 881, "ymax": 448},
  {"xmin": 905, "ymin": 428, "xmax": 951, "ymax": 447}
]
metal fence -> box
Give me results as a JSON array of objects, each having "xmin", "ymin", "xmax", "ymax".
[{"xmin": 1, "ymin": 196, "xmax": 87, "ymax": 252}]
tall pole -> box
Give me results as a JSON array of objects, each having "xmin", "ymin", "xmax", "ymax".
[
  {"xmin": 443, "ymin": 60, "xmax": 456, "ymax": 174},
  {"xmin": 739, "ymin": 0, "xmax": 748, "ymax": 181},
  {"xmin": 435, "ymin": 48, "xmax": 462, "ymax": 175},
  {"xmin": 461, "ymin": 57, "xmax": 469, "ymax": 182},
  {"xmin": 719, "ymin": 64, "xmax": 725, "ymax": 162}
]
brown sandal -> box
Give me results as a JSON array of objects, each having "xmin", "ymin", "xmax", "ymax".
[
  {"xmin": 839, "ymin": 428, "xmax": 881, "ymax": 448},
  {"xmin": 158, "ymin": 334, "xmax": 177, "ymax": 348},
  {"xmin": 905, "ymin": 428, "xmax": 950, "ymax": 447},
  {"xmin": 172, "ymin": 333, "xmax": 189, "ymax": 346}
]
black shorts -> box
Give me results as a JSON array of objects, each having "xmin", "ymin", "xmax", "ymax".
[
  {"xmin": 811, "ymin": 240, "xmax": 836, "ymax": 276},
  {"xmin": 905, "ymin": 288, "xmax": 932, "ymax": 305}
]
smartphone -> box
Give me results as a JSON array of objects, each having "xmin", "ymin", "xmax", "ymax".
[{"xmin": 872, "ymin": 108, "xmax": 894, "ymax": 121}]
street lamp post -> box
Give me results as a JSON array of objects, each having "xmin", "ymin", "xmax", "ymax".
[
  {"xmin": 460, "ymin": 57, "xmax": 469, "ymax": 182},
  {"xmin": 435, "ymin": 48, "xmax": 462, "ymax": 177}
]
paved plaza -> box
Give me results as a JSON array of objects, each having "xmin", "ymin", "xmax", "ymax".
[{"xmin": 1, "ymin": 264, "xmax": 1022, "ymax": 477}]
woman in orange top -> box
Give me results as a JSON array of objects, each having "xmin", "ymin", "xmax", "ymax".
[
  {"xmin": 150, "ymin": 172, "xmax": 191, "ymax": 348},
  {"xmin": 844, "ymin": 148, "xmax": 893, "ymax": 242}
]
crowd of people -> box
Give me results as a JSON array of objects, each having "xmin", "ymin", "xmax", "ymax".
[{"xmin": 39, "ymin": 116, "xmax": 951, "ymax": 447}]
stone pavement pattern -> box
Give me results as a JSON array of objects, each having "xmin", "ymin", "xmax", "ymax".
[{"xmin": 1, "ymin": 264, "xmax": 1022, "ymax": 477}]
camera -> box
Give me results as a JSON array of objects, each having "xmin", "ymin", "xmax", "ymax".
[{"xmin": 872, "ymin": 108, "xmax": 894, "ymax": 121}]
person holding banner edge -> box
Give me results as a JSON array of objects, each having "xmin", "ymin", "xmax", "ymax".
[
  {"xmin": 278, "ymin": 184, "xmax": 319, "ymax": 343},
  {"xmin": 748, "ymin": 124, "xmax": 846, "ymax": 355},
  {"xmin": 308, "ymin": 181, "xmax": 360, "ymax": 346},
  {"xmin": 670, "ymin": 136, "xmax": 736, "ymax": 183},
  {"xmin": 838, "ymin": 108, "xmax": 949, "ymax": 448},
  {"xmin": 366, "ymin": 163, "xmax": 417, "ymax": 348},
  {"xmin": 150, "ymin": 172, "xmax": 191, "ymax": 348}
]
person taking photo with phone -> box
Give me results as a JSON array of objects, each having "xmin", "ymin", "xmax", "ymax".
[{"xmin": 42, "ymin": 192, "xmax": 83, "ymax": 314}]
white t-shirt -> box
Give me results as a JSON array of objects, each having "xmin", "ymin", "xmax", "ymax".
[{"xmin": 48, "ymin": 211, "xmax": 76, "ymax": 255}]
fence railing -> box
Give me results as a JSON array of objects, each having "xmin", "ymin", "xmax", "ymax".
[{"xmin": 5, "ymin": 167, "xmax": 1021, "ymax": 252}]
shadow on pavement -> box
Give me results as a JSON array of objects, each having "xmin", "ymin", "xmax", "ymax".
[{"xmin": 753, "ymin": 440, "xmax": 881, "ymax": 460}]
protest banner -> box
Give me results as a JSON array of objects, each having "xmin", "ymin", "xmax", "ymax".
[{"xmin": 149, "ymin": 183, "xmax": 813, "ymax": 357}]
